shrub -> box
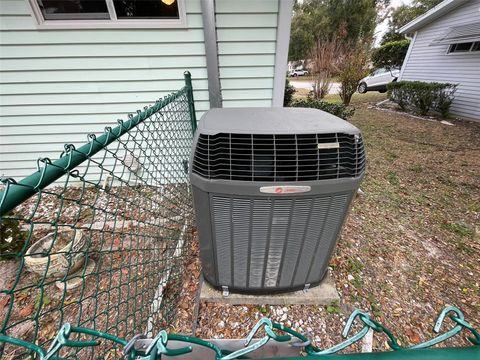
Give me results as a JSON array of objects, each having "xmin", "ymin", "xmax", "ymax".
[
  {"xmin": 284, "ymin": 79, "xmax": 296, "ymax": 107},
  {"xmin": 371, "ymin": 40, "xmax": 410, "ymax": 70},
  {"xmin": 1, "ymin": 214, "xmax": 28, "ymax": 259},
  {"xmin": 435, "ymin": 84, "xmax": 457, "ymax": 118},
  {"xmin": 387, "ymin": 81, "xmax": 457, "ymax": 117},
  {"xmin": 290, "ymin": 97, "xmax": 355, "ymax": 120},
  {"xmin": 387, "ymin": 81, "xmax": 409, "ymax": 110},
  {"xmin": 335, "ymin": 40, "xmax": 371, "ymax": 106}
]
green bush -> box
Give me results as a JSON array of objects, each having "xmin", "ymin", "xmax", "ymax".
[
  {"xmin": 1, "ymin": 214, "xmax": 28, "ymax": 259},
  {"xmin": 387, "ymin": 81, "xmax": 457, "ymax": 117},
  {"xmin": 435, "ymin": 84, "xmax": 458, "ymax": 118},
  {"xmin": 284, "ymin": 79, "xmax": 296, "ymax": 107},
  {"xmin": 371, "ymin": 40, "xmax": 410, "ymax": 70},
  {"xmin": 290, "ymin": 97, "xmax": 355, "ymax": 120},
  {"xmin": 387, "ymin": 81, "xmax": 409, "ymax": 110}
]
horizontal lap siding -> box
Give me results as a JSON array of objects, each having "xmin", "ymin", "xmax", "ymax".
[
  {"xmin": 400, "ymin": 0, "xmax": 480, "ymax": 120},
  {"xmin": 0, "ymin": 0, "xmax": 208, "ymax": 179},
  {"xmin": 215, "ymin": 0, "xmax": 278, "ymax": 108}
]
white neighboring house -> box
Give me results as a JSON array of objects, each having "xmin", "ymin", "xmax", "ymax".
[{"xmin": 399, "ymin": 0, "xmax": 480, "ymax": 120}]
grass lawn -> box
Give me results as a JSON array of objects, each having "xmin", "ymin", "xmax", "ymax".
[
  {"xmin": 287, "ymin": 75, "xmax": 317, "ymax": 82},
  {"xmin": 325, "ymin": 92, "xmax": 387, "ymax": 104},
  {"xmin": 193, "ymin": 94, "xmax": 480, "ymax": 351},
  {"xmin": 293, "ymin": 87, "xmax": 387, "ymax": 104},
  {"xmin": 288, "ymin": 75, "xmax": 340, "ymax": 83}
]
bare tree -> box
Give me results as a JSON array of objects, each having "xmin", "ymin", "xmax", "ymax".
[
  {"xmin": 335, "ymin": 40, "xmax": 371, "ymax": 106},
  {"xmin": 309, "ymin": 37, "xmax": 342, "ymax": 99}
]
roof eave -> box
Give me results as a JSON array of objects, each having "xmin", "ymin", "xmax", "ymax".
[{"xmin": 399, "ymin": 0, "xmax": 469, "ymax": 34}]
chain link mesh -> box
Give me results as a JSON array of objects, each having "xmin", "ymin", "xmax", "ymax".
[
  {"xmin": 0, "ymin": 73, "xmax": 197, "ymax": 359},
  {"xmin": 0, "ymin": 305, "xmax": 478, "ymax": 359}
]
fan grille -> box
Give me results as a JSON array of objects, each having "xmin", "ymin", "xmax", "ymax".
[{"xmin": 193, "ymin": 133, "xmax": 365, "ymax": 182}]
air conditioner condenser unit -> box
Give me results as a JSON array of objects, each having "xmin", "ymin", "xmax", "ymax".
[{"xmin": 190, "ymin": 108, "xmax": 365, "ymax": 293}]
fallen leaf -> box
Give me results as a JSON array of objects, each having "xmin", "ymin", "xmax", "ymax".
[
  {"xmin": 19, "ymin": 304, "xmax": 35, "ymax": 317},
  {"xmin": 0, "ymin": 296, "xmax": 10, "ymax": 310},
  {"xmin": 405, "ymin": 328, "xmax": 421, "ymax": 343}
]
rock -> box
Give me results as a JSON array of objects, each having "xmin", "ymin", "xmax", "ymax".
[
  {"xmin": 440, "ymin": 120, "xmax": 454, "ymax": 126},
  {"xmin": 218, "ymin": 320, "xmax": 225, "ymax": 328},
  {"xmin": 347, "ymin": 274, "xmax": 355, "ymax": 282}
]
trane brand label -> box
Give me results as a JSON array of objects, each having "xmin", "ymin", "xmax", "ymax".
[
  {"xmin": 260, "ymin": 186, "xmax": 312, "ymax": 194},
  {"xmin": 317, "ymin": 142, "xmax": 340, "ymax": 149}
]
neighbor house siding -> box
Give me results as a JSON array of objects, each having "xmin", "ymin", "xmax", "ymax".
[
  {"xmin": 399, "ymin": 0, "xmax": 480, "ymax": 120},
  {"xmin": 0, "ymin": 0, "xmax": 283, "ymax": 179},
  {"xmin": 216, "ymin": 0, "xmax": 278, "ymax": 108}
]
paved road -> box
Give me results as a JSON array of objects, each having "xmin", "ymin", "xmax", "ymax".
[{"xmin": 289, "ymin": 80, "xmax": 341, "ymax": 95}]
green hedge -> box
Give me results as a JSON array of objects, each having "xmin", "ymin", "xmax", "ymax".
[
  {"xmin": 290, "ymin": 98, "xmax": 355, "ymax": 120},
  {"xmin": 387, "ymin": 81, "xmax": 457, "ymax": 117},
  {"xmin": 372, "ymin": 39, "xmax": 410, "ymax": 70}
]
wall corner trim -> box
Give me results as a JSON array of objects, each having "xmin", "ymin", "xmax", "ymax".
[
  {"xmin": 399, "ymin": 31, "xmax": 418, "ymax": 81},
  {"xmin": 272, "ymin": 0, "xmax": 294, "ymax": 107}
]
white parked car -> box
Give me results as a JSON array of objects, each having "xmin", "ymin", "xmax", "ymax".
[
  {"xmin": 289, "ymin": 69, "xmax": 309, "ymax": 77},
  {"xmin": 358, "ymin": 68, "xmax": 400, "ymax": 93}
]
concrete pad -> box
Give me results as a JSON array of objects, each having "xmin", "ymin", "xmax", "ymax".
[{"xmin": 200, "ymin": 274, "xmax": 339, "ymax": 305}]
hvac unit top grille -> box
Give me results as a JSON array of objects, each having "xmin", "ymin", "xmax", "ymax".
[{"xmin": 192, "ymin": 132, "xmax": 365, "ymax": 182}]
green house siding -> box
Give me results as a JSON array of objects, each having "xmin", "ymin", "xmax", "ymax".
[
  {"xmin": 216, "ymin": 0, "xmax": 278, "ymax": 108},
  {"xmin": 0, "ymin": 0, "xmax": 282, "ymax": 179}
]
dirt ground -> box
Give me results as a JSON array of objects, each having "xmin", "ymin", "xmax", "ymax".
[
  {"xmin": 0, "ymin": 184, "xmax": 193, "ymax": 359},
  {"xmin": 175, "ymin": 95, "xmax": 480, "ymax": 352},
  {"xmin": 1, "ymin": 95, "xmax": 478, "ymax": 356}
]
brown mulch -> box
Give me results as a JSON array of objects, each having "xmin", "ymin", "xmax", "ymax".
[{"xmin": 0, "ymin": 184, "xmax": 192, "ymax": 359}]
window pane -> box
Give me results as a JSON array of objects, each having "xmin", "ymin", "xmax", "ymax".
[
  {"xmin": 38, "ymin": 0, "xmax": 109, "ymax": 20},
  {"xmin": 451, "ymin": 42, "xmax": 473, "ymax": 52},
  {"xmin": 472, "ymin": 42, "xmax": 480, "ymax": 51},
  {"xmin": 113, "ymin": 0, "xmax": 179, "ymax": 19}
]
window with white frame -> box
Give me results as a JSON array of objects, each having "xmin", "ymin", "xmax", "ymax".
[
  {"xmin": 447, "ymin": 41, "xmax": 480, "ymax": 53},
  {"xmin": 29, "ymin": 0, "xmax": 186, "ymax": 28}
]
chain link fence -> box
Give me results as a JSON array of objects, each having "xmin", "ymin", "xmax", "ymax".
[
  {"xmin": 0, "ymin": 72, "xmax": 197, "ymax": 359},
  {"xmin": 0, "ymin": 304, "xmax": 478, "ymax": 359}
]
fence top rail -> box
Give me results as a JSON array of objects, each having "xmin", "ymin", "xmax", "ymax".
[{"xmin": 0, "ymin": 72, "xmax": 196, "ymax": 217}]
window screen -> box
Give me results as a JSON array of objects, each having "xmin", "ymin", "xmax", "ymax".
[
  {"xmin": 448, "ymin": 42, "xmax": 474, "ymax": 53},
  {"xmin": 37, "ymin": 0, "xmax": 109, "ymax": 20}
]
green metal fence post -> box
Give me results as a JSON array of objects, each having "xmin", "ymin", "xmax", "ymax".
[{"xmin": 184, "ymin": 71, "xmax": 197, "ymax": 134}]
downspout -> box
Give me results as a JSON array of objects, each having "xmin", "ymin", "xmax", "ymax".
[
  {"xmin": 201, "ymin": 0, "xmax": 222, "ymax": 108},
  {"xmin": 272, "ymin": 0, "xmax": 294, "ymax": 107}
]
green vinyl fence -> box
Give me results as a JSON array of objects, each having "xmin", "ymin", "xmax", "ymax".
[{"xmin": 0, "ymin": 72, "xmax": 197, "ymax": 359}]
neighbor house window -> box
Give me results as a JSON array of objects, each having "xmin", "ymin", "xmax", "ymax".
[
  {"xmin": 448, "ymin": 41, "xmax": 480, "ymax": 53},
  {"xmin": 29, "ymin": 0, "xmax": 186, "ymax": 28}
]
